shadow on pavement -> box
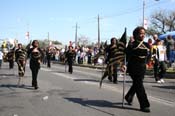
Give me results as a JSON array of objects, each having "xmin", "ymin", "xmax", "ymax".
[
  {"xmin": 74, "ymin": 78, "xmax": 99, "ymax": 82},
  {"xmin": 50, "ymin": 70, "xmax": 66, "ymax": 73},
  {"xmin": 64, "ymin": 97, "xmax": 140, "ymax": 115},
  {"xmin": 0, "ymin": 84, "xmax": 34, "ymax": 90},
  {"xmin": 0, "ymin": 73, "xmax": 16, "ymax": 77},
  {"xmin": 143, "ymin": 81, "xmax": 157, "ymax": 84},
  {"xmin": 152, "ymin": 85, "xmax": 175, "ymax": 90}
]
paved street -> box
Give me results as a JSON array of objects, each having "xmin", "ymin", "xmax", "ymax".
[{"xmin": 0, "ymin": 62, "xmax": 175, "ymax": 116}]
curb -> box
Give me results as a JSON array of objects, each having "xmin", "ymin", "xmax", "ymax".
[{"xmin": 53, "ymin": 61, "xmax": 175, "ymax": 79}]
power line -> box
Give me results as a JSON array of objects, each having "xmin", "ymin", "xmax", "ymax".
[
  {"xmin": 101, "ymin": 0, "xmax": 168, "ymax": 20},
  {"xmin": 78, "ymin": 0, "xmax": 168, "ymax": 26}
]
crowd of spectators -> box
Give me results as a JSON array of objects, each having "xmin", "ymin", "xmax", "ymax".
[{"xmin": 42, "ymin": 45, "xmax": 102, "ymax": 65}]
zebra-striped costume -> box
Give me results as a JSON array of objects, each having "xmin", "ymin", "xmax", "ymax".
[
  {"xmin": 100, "ymin": 31, "xmax": 127, "ymax": 87},
  {"xmin": 15, "ymin": 48, "xmax": 27, "ymax": 76}
]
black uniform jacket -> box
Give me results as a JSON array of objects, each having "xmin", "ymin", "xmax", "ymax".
[{"xmin": 126, "ymin": 40, "xmax": 150, "ymax": 76}]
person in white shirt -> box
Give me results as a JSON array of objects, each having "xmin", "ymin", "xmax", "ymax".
[
  {"xmin": 0, "ymin": 50, "xmax": 3, "ymax": 68},
  {"xmin": 153, "ymin": 40, "xmax": 167, "ymax": 83}
]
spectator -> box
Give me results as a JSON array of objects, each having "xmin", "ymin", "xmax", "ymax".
[
  {"xmin": 153, "ymin": 40, "xmax": 167, "ymax": 83},
  {"xmin": 164, "ymin": 35, "xmax": 175, "ymax": 66},
  {"xmin": 147, "ymin": 38, "xmax": 154, "ymax": 69},
  {"xmin": 152, "ymin": 34, "xmax": 160, "ymax": 81},
  {"xmin": 87, "ymin": 48, "xmax": 92, "ymax": 64},
  {"xmin": 0, "ymin": 50, "xmax": 3, "ymax": 69}
]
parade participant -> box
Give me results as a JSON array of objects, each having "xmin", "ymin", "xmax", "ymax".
[
  {"xmin": 46, "ymin": 47, "xmax": 52, "ymax": 68},
  {"xmin": 42, "ymin": 49, "xmax": 47, "ymax": 65},
  {"xmin": 15, "ymin": 43, "xmax": 27, "ymax": 86},
  {"xmin": 102, "ymin": 37, "xmax": 118, "ymax": 83},
  {"xmin": 152, "ymin": 40, "xmax": 167, "ymax": 83},
  {"xmin": 124, "ymin": 26, "xmax": 151, "ymax": 112},
  {"xmin": 104, "ymin": 37, "xmax": 119, "ymax": 83},
  {"xmin": 7, "ymin": 49, "xmax": 15, "ymax": 69},
  {"xmin": 65, "ymin": 46, "xmax": 75, "ymax": 74},
  {"xmin": 27, "ymin": 40, "xmax": 43, "ymax": 89}
]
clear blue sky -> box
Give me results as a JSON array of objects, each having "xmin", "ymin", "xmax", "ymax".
[{"xmin": 0, "ymin": 0, "xmax": 175, "ymax": 45}]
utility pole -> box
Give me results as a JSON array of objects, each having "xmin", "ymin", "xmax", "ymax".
[
  {"xmin": 142, "ymin": 0, "xmax": 159, "ymax": 28},
  {"xmin": 48, "ymin": 32, "xmax": 50, "ymax": 46},
  {"xmin": 25, "ymin": 23, "xmax": 30, "ymax": 46},
  {"xmin": 98, "ymin": 14, "xmax": 100, "ymax": 48},
  {"xmin": 48, "ymin": 32, "xmax": 50, "ymax": 41},
  {"xmin": 74, "ymin": 23, "xmax": 80, "ymax": 47},
  {"xmin": 75, "ymin": 23, "xmax": 78, "ymax": 47},
  {"xmin": 142, "ymin": 0, "xmax": 145, "ymax": 27}
]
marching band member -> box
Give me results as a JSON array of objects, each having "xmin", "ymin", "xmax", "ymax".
[
  {"xmin": 65, "ymin": 46, "xmax": 75, "ymax": 74},
  {"xmin": 125, "ymin": 26, "xmax": 151, "ymax": 112},
  {"xmin": 27, "ymin": 40, "xmax": 43, "ymax": 89},
  {"xmin": 15, "ymin": 43, "xmax": 27, "ymax": 86}
]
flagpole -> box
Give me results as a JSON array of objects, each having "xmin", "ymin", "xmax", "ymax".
[
  {"xmin": 122, "ymin": 28, "xmax": 127, "ymax": 107},
  {"xmin": 122, "ymin": 53, "xmax": 126, "ymax": 107}
]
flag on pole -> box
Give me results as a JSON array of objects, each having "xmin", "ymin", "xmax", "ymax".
[
  {"xmin": 26, "ymin": 40, "xmax": 32, "ymax": 50},
  {"xmin": 108, "ymin": 28, "xmax": 127, "ymax": 66},
  {"xmin": 117, "ymin": 28, "xmax": 127, "ymax": 64}
]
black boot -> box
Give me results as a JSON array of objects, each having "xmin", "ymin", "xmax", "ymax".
[
  {"xmin": 108, "ymin": 76, "xmax": 112, "ymax": 82},
  {"xmin": 32, "ymin": 81, "xmax": 34, "ymax": 87},
  {"xmin": 113, "ymin": 77, "xmax": 118, "ymax": 84},
  {"xmin": 34, "ymin": 86, "xmax": 38, "ymax": 90},
  {"xmin": 140, "ymin": 107, "xmax": 150, "ymax": 113},
  {"xmin": 125, "ymin": 95, "xmax": 133, "ymax": 105}
]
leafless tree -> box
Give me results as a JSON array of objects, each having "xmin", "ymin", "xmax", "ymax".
[
  {"xmin": 78, "ymin": 35, "xmax": 89, "ymax": 47},
  {"xmin": 147, "ymin": 10, "xmax": 175, "ymax": 35}
]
